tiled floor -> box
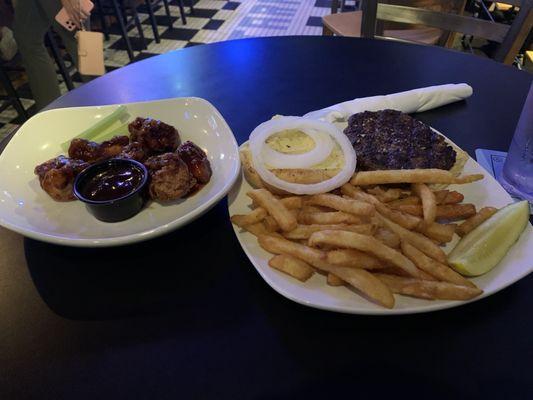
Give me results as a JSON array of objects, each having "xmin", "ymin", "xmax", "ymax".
[{"xmin": 1, "ymin": 0, "xmax": 334, "ymax": 140}]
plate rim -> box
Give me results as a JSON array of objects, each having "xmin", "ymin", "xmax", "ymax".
[
  {"xmin": 0, "ymin": 97, "xmax": 241, "ymax": 247},
  {"xmin": 228, "ymin": 136, "xmax": 533, "ymax": 315}
]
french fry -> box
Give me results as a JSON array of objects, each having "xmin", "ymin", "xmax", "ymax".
[
  {"xmin": 432, "ymin": 190, "xmax": 449, "ymax": 204},
  {"xmin": 342, "ymin": 183, "xmax": 421, "ymax": 229},
  {"xmin": 236, "ymin": 222, "xmax": 283, "ymax": 238},
  {"xmin": 269, "ymin": 254, "xmax": 314, "ymax": 282},
  {"xmin": 327, "ymin": 273, "xmax": 345, "ymax": 286},
  {"xmin": 301, "ymin": 205, "xmax": 333, "ymax": 213},
  {"xmin": 234, "ymin": 176, "xmax": 492, "ymax": 308},
  {"xmin": 376, "ymin": 213, "xmax": 448, "ymax": 264},
  {"xmin": 394, "ymin": 204, "xmax": 477, "ymax": 221},
  {"xmin": 252, "ymin": 196, "xmax": 303, "ymax": 210},
  {"xmin": 372, "ymin": 265, "xmax": 436, "ymax": 281},
  {"xmin": 434, "ymin": 190, "xmax": 464, "ymax": 205},
  {"xmin": 283, "ymin": 224, "xmax": 375, "ymax": 240},
  {"xmin": 258, "ymin": 235, "xmax": 394, "ymax": 308},
  {"xmin": 374, "ymin": 273, "xmax": 483, "ymax": 300},
  {"xmin": 298, "ymin": 211, "xmax": 365, "ymax": 225},
  {"xmin": 457, "ymin": 207, "xmax": 498, "ymax": 237},
  {"xmin": 436, "ymin": 204, "xmax": 477, "ymax": 220},
  {"xmin": 232, "ymin": 196, "xmax": 303, "ymax": 228},
  {"xmin": 247, "ymin": 189, "xmax": 297, "ymax": 232},
  {"xmin": 327, "ymin": 249, "xmax": 384, "ymax": 270},
  {"xmin": 401, "ymin": 242, "xmax": 476, "ymax": 288},
  {"xmin": 373, "ymin": 266, "xmax": 411, "ymax": 277},
  {"xmin": 263, "ymin": 216, "xmax": 280, "ymax": 232},
  {"xmin": 379, "ymin": 206, "xmax": 422, "ymax": 230},
  {"xmin": 341, "ymin": 183, "xmax": 370, "ymax": 201},
  {"xmin": 258, "ymin": 234, "xmax": 327, "ymax": 265},
  {"xmin": 366, "ymin": 187, "xmax": 403, "ymax": 202},
  {"xmin": 374, "ymin": 227, "xmax": 401, "ymax": 248},
  {"xmin": 306, "ymin": 193, "xmax": 375, "ymax": 216},
  {"xmin": 389, "ymin": 196, "xmax": 421, "ymax": 207},
  {"xmin": 351, "ymin": 169, "xmax": 483, "ymax": 185},
  {"xmin": 417, "ymin": 222, "xmax": 456, "ymax": 243},
  {"xmin": 392, "ymin": 205, "xmax": 425, "ymax": 217},
  {"xmin": 271, "ymin": 168, "xmax": 341, "ymax": 184},
  {"xmin": 412, "ymin": 183, "xmax": 437, "ymax": 225},
  {"xmin": 279, "ymin": 196, "xmax": 304, "ymax": 209},
  {"xmin": 309, "ymin": 230, "xmax": 425, "ymax": 279},
  {"xmin": 454, "ymin": 174, "xmax": 485, "ymax": 184},
  {"xmin": 328, "ymin": 267, "xmax": 395, "ymax": 308},
  {"xmin": 241, "ymin": 222, "xmax": 268, "ymax": 237},
  {"xmin": 230, "ymin": 208, "xmax": 268, "ymax": 227}
]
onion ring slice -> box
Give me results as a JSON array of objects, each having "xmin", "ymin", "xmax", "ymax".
[
  {"xmin": 249, "ymin": 117, "xmax": 357, "ymax": 195},
  {"xmin": 261, "ymin": 128, "xmax": 334, "ymax": 169}
]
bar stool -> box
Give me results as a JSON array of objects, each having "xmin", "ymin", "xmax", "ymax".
[
  {"xmin": 94, "ymin": 0, "xmax": 147, "ymax": 61},
  {"xmin": 144, "ymin": 0, "xmax": 190, "ymax": 43},
  {"xmin": 0, "ymin": 62, "xmax": 28, "ymax": 121}
]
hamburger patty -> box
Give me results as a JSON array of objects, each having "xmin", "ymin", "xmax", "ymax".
[{"xmin": 344, "ymin": 109, "xmax": 456, "ymax": 171}]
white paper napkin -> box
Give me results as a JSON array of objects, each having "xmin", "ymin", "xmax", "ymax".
[{"xmin": 303, "ymin": 83, "xmax": 473, "ymax": 122}]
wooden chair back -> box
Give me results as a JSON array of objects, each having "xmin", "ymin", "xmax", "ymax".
[
  {"xmin": 374, "ymin": 0, "xmax": 467, "ymax": 46},
  {"xmin": 361, "ymin": 0, "xmax": 533, "ymax": 64}
]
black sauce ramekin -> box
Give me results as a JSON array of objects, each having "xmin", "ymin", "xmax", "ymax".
[{"xmin": 74, "ymin": 158, "xmax": 149, "ymax": 223}]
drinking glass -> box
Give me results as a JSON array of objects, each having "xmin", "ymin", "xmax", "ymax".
[{"xmin": 500, "ymin": 82, "xmax": 533, "ymax": 202}]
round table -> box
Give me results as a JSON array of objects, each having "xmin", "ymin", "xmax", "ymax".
[{"xmin": 1, "ymin": 37, "xmax": 532, "ymax": 399}]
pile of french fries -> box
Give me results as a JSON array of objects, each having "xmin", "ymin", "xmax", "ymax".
[{"xmin": 231, "ymin": 168, "xmax": 499, "ymax": 309}]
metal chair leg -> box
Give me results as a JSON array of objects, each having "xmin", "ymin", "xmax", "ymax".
[
  {"xmin": 0, "ymin": 65, "xmax": 28, "ymax": 121},
  {"xmin": 145, "ymin": 0, "xmax": 161, "ymax": 43},
  {"xmin": 189, "ymin": 0, "xmax": 194, "ymax": 14},
  {"xmin": 94, "ymin": 0, "xmax": 110, "ymax": 40},
  {"xmin": 46, "ymin": 31, "xmax": 74, "ymax": 91},
  {"xmin": 131, "ymin": 5, "xmax": 147, "ymax": 49},
  {"xmin": 175, "ymin": 0, "xmax": 186, "ymax": 25},
  {"xmin": 112, "ymin": 0, "xmax": 135, "ymax": 61},
  {"xmin": 163, "ymin": 0, "xmax": 176, "ymax": 29}
]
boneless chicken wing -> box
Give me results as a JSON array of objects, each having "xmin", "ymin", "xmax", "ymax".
[
  {"xmin": 34, "ymin": 156, "xmax": 89, "ymax": 201},
  {"xmin": 128, "ymin": 117, "xmax": 180, "ymax": 153},
  {"xmin": 118, "ymin": 142, "xmax": 149, "ymax": 163},
  {"xmin": 68, "ymin": 135, "xmax": 130, "ymax": 163},
  {"xmin": 177, "ymin": 141, "xmax": 212, "ymax": 184},
  {"xmin": 144, "ymin": 153, "xmax": 196, "ymax": 201}
]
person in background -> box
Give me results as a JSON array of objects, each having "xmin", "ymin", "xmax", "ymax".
[
  {"xmin": 0, "ymin": 26, "xmax": 17, "ymax": 61},
  {"xmin": 13, "ymin": 0, "xmax": 91, "ymax": 110},
  {"xmin": 0, "ymin": 1, "xmax": 17, "ymax": 61}
]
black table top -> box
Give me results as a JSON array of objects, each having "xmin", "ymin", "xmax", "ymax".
[{"xmin": 2, "ymin": 37, "xmax": 532, "ymax": 399}]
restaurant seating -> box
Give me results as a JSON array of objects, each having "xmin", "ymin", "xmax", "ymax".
[
  {"xmin": 358, "ymin": 0, "xmax": 533, "ymax": 64},
  {"xmin": 143, "ymin": 0, "xmax": 189, "ymax": 43},
  {"xmin": 95, "ymin": 0, "xmax": 148, "ymax": 61},
  {"xmin": 45, "ymin": 30, "xmax": 75, "ymax": 91},
  {"xmin": 0, "ymin": 63, "xmax": 27, "ymax": 121},
  {"xmin": 0, "ymin": 28, "xmax": 74, "ymax": 122},
  {"xmin": 323, "ymin": 0, "xmax": 466, "ymax": 46}
]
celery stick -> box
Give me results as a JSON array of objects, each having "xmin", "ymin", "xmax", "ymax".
[
  {"xmin": 60, "ymin": 105, "xmax": 128, "ymax": 151},
  {"xmin": 91, "ymin": 121, "xmax": 130, "ymax": 143}
]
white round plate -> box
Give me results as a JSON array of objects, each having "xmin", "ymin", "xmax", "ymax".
[
  {"xmin": 0, "ymin": 97, "xmax": 240, "ymax": 247},
  {"xmin": 228, "ymin": 134, "xmax": 533, "ymax": 315}
]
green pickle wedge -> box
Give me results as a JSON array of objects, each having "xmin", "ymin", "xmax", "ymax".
[{"xmin": 448, "ymin": 200, "xmax": 529, "ymax": 277}]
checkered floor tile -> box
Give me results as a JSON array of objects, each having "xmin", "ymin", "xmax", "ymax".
[{"xmin": 1, "ymin": 0, "xmax": 336, "ymax": 140}]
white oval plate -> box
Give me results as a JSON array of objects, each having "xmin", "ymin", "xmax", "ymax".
[
  {"xmin": 0, "ymin": 97, "xmax": 240, "ymax": 247},
  {"xmin": 228, "ymin": 135, "xmax": 533, "ymax": 315}
]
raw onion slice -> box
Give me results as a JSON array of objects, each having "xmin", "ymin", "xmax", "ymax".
[
  {"xmin": 249, "ymin": 117, "xmax": 357, "ymax": 195},
  {"xmin": 261, "ymin": 128, "xmax": 334, "ymax": 169}
]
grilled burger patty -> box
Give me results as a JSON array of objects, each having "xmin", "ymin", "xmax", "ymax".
[{"xmin": 343, "ymin": 109, "xmax": 456, "ymax": 171}]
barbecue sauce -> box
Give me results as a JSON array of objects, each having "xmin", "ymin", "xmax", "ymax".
[{"xmin": 80, "ymin": 163, "xmax": 144, "ymax": 201}]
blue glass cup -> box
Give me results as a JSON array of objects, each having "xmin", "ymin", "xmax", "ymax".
[{"xmin": 500, "ymin": 82, "xmax": 533, "ymax": 202}]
